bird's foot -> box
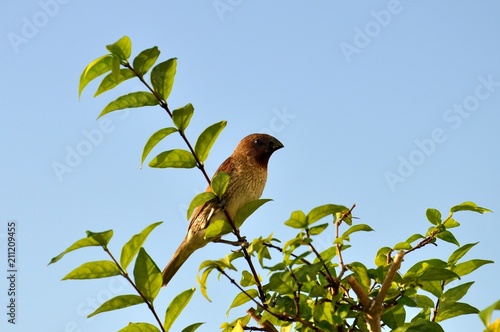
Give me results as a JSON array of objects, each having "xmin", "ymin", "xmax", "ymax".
[{"xmin": 215, "ymin": 237, "xmax": 248, "ymax": 248}]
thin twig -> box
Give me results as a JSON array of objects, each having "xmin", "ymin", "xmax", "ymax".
[{"xmin": 104, "ymin": 247, "xmax": 165, "ymax": 332}]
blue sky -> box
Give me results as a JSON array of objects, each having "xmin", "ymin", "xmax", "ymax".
[{"xmin": 2, "ymin": 1, "xmax": 500, "ymax": 331}]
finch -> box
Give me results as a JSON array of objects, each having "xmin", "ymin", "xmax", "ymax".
[{"xmin": 162, "ymin": 133, "xmax": 284, "ymax": 286}]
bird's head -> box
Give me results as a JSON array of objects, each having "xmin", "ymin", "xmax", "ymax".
[{"xmin": 235, "ymin": 133, "xmax": 284, "ymax": 167}]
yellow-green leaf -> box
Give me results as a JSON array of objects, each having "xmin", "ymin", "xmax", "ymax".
[
  {"xmin": 151, "ymin": 58, "xmax": 177, "ymax": 101},
  {"xmin": 164, "ymin": 288, "xmax": 195, "ymax": 332},
  {"xmin": 133, "ymin": 46, "xmax": 160, "ymax": 77},
  {"xmin": 120, "ymin": 221, "xmax": 163, "ymax": 270},
  {"xmin": 79, "ymin": 54, "xmax": 114, "ymax": 98},
  {"xmin": 98, "ymin": 91, "xmax": 158, "ymax": 118},
  {"xmin": 141, "ymin": 127, "xmax": 178, "ymax": 167},
  {"xmin": 62, "ymin": 260, "xmax": 120, "ymax": 280},
  {"xmin": 426, "ymin": 208, "xmax": 442, "ymax": 225},
  {"xmin": 234, "ymin": 199, "xmax": 272, "ymax": 228},
  {"xmin": 186, "ymin": 192, "xmax": 216, "ymax": 220},
  {"xmin": 194, "ymin": 121, "xmax": 227, "ymax": 163},
  {"xmin": 88, "ymin": 294, "xmax": 144, "ymax": 318},
  {"xmin": 205, "ymin": 219, "xmax": 232, "ymax": 239},
  {"xmin": 284, "ymin": 210, "xmax": 307, "ymax": 229},
  {"xmin": 149, "ymin": 149, "xmax": 197, "ymax": 168},
  {"xmin": 119, "ymin": 322, "xmax": 160, "ymax": 332},
  {"xmin": 211, "ymin": 171, "xmax": 230, "ymax": 198},
  {"xmin": 94, "ymin": 68, "xmax": 135, "ymax": 97},
  {"xmin": 450, "ymin": 201, "xmax": 492, "ymax": 214},
  {"xmin": 172, "ymin": 103, "xmax": 194, "ymax": 132},
  {"xmin": 106, "ymin": 35, "xmax": 132, "ymax": 61},
  {"xmin": 133, "ymin": 248, "xmax": 162, "ymax": 302},
  {"xmin": 226, "ymin": 289, "xmax": 259, "ymax": 316},
  {"xmin": 49, "ymin": 229, "xmax": 113, "ymax": 265}
]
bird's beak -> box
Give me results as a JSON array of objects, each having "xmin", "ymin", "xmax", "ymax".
[{"xmin": 267, "ymin": 138, "xmax": 284, "ymax": 153}]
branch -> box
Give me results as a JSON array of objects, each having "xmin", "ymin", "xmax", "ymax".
[
  {"xmin": 335, "ymin": 204, "xmax": 355, "ymax": 280},
  {"xmin": 247, "ymin": 308, "xmax": 279, "ymax": 332},
  {"xmin": 104, "ymin": 247, "xmax": 165, "ymax": 332}
]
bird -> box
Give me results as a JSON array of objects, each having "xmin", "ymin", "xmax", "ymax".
[{"xmin": 162, "ymin": 133, "xmax": 284, "ymax": 286}]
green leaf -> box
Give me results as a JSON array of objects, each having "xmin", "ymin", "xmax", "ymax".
[
  {"xmin": 151, "ymin": 58, "xmax": 177, "ymax": 101},
  {"xmin": 442, "ymin": 282, "xmax": 474, "ymax": 303},
  {"xmin": 451, "ymin": 259, "xmax": 493, "ymax": 278},
  {"xmin": 394, "ymin": 242, "xmax": 412, "ymax": 250},
  {"xmin": 268, "ymin": 272, "xmax": 295, "ymax": 294},
  {"xmin": 420, "ymin": 280, "xmax": 444, "ymax": 298},
  {"xmin": 448, "ymin": 242, "xmax": 478, "ymax": 266},
  {"xmin": 406, "ymin": 233, "xmax": 424, "ymax": 244},
  {"xmin": 450, "ymin": 201, "xmax": 492, "ymax": 213},
  {"xmin": 435, "ymin": 230, "xmax": 460, "ymax": 246},
  {"xmin": 426, "ymin": 208, "xmax": 442, "ymax": 225},
  {"xmin": 227, "ymin": 289, "xmax": 259, "ymax": 316},
  {"xmin": 349, "ymin": 262, "xmax": 371, "ymax": 292},
  {"xmin": 205, "ymin": 219, "xmax": 232, "ymax": 240},
  {"xmin": 374, "ymin": 247, "xmax": 392, "ymax": 267},
  {"xmin": 79, "ymin": 55, "xmax": 114, "ymax": 98},
  {"xmin": 309, "ymin": 223, "xmax": 329, "ymax": 235},
  {"xmin": 98, "ymin": 91, "xmax": 158, "ymax": 118},
  {"xmin": 181, "ymin": 323, "xmax": 204, "ymax": 332},
  {"xmin": 435, "ymin": 302, "xmax": 479, "ymax": 322},
  {"xmin": 110, "ymin": 55, "xmax": 120, "ymax": 81},
  {"xmin": 187, "ymin": 192, "xmax": 216, "ymax": 220},
  {"xmin": 106, "ymin": 36, "xmax": 132, "ymax": 61},
  {"xmin": 149, "ymin": 149, "xmax": 197, "ymax": 168},
  {"xmin": 306, "ymin": 204, "xmax": 348, "ymax": 225},
  {"xmin": 420, "ymin": 267, "xmax": 459, "ymax": 281},
  {"xmin": 479, "ymin": 300, "xmax": 500, "ymax": 326},
  {"xmin": 119, "ymin": 322, "xmax": 160, "ymax": 332},
  {"xmin": 284, "ymin": 210, "xmax": 307, "ymax": 229},
  {"xmin": 382, "ymin": 303, "xmax": 406, "ymax": 329},
  {"xmin": 120, "ymin": 221, "xmax": 163, "ymax": 270},
  {"xmin": 133, "ymin": 46, "xmax": 160, "ymax": 77},
  {"xmin": 94, "ymin": 68, "xmax": 135, "ymax": 97},
  {"xmin": 342, "ymin": 224, "xmax": 374, "ymax": 239},
  {"xmin": 234, "ymin": 198, "xmax": 272, "ymax": 228},
  {"xmin": 49, "ymin": 229, "xmax": 113, "ymax": 265},
  {"xmin": 294, "ymin": 262, "xmax": 323, "ymax": 283},
  {"xmin": 164, "ymin": 288, "xmax": 195, "ymax": 332},
  {"xmin": 413, "ymin": 294, "xmax": 435, "ymax": 309},
  {"xmin": 313, "ymin": 301, "xmax": 334, "ymax": 330},
  {"xmin": 444, "ymin": 217, "xmax": 460, "ymax": 228},
  {"xmin": 141, "ymin": 127, "xmax": 178, "ymax": 168},
  {"xmin": 403, "ymin": 320, "xmax": 444, "ymax": 332},
  {"xmin": 133, "ymin": 248, "xmax": 162, "ymax": 302},
  {"xmin": 240, "ymin": 270, "xmax": 256, "ymax": 287},
  {"xmin": 85, "ymin": 229, "xmax": 114, "ymax": 246},
  {"xmin": 211, "ymin": 171, "xmax": 230, "ymax": 198},
  {"xmin": 88, "ymin": 294, "xmax": 144, "ymax": 318},
  {"xmin": 194, "ymin": 121, "xmax": 227, "ymax": 163},
  {"xmin": 172, "ymin": 103, "xmax": 194, "ymax": 132},
  {"xmin": 62, "ymin": 260, "xmax": 121, "ymax": 280}
]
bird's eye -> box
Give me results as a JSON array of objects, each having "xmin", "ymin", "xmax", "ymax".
[{"xmin": 254, "ymin": 139, "xmax": 264, "ymax": 146}]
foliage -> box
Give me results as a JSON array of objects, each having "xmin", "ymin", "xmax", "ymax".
[{"xmin": 50, "ymin": 36, "xmax": 497, "ymax": 332}]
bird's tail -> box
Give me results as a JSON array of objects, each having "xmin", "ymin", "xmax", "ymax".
[{"xmin": 162, "ymin": 238, "xmax": 197, "ymax": 286}]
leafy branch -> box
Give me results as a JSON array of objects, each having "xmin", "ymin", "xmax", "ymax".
[{"xmin": 50, "ymin": 35, "xmax": 496, "ymax": 332}]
